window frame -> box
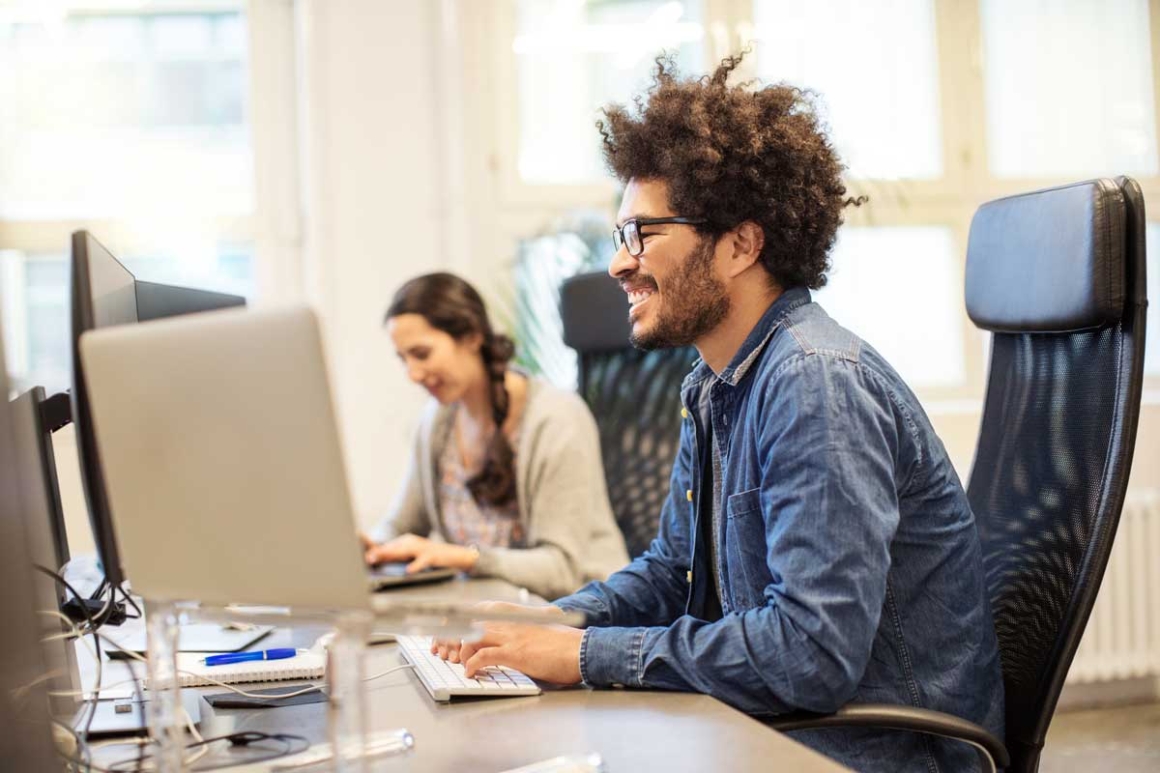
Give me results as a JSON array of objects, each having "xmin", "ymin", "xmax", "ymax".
[{"xmin": 455, "ymin": 0, "xmax": 1160, "ymax": 409}]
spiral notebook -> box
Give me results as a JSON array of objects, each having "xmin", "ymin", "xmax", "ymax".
[{"xmin": 144, "ymin": 650, "xmax": 326, "ymax": 689}]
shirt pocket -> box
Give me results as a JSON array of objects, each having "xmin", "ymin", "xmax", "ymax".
[{"xmin": 724, "ymin": 487, "xmax": 771, "ymax": 610}]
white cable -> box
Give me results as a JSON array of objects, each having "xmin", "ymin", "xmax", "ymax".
[
  {"xmin": 39, "ymin": 609, "xmax": 104, "ymax": 746},
  {"xmin": 365, "ymin": 663, "xmax": 416, "ymax": 682},
  {"xmin": 51, "ymin": 718, "xmax": 94, "ymax": 772},
  {"xmin": 182, "ymin": 707, "xmax": 203, "ymax": 744},
  {"xmin": 98, "ymin": 709, "xmax": 209, "ymax": 773},
  {"xmin": 15, "ymin": 610, "xmax": 99, "ymax": 701}
]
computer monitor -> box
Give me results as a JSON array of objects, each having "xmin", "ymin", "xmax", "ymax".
[
  {"xmin": 70, "ymin": 230, "xmax": 245, "ymax": 590},
  {"xmin": 12, "ymin": 388, "xmax": 70, "ymax": 570},
  {"xmin": 10, "ymin": 387, "xmax": 81, "ymax": 717},
  {"xmin": 0, "ymin": 325, "xmax": 60, "ymax": 769}
]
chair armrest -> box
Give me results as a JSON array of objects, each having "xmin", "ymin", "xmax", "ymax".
[{"xmin": 767, "ymin": 703, "xmax": 1010, "ymax": 771}]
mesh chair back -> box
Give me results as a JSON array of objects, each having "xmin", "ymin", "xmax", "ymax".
[
  {"xmin": 560, "ymin": 272, "xmax": 695, "ymax": 557},
  {"xmin": 966, "ymin": 178, "xmax": 1147, "ymax": 773}
]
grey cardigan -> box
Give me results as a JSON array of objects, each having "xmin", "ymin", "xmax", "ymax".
[{"xmin": 372, "ymin": 377, "xmax": 629, "ymax": 600}]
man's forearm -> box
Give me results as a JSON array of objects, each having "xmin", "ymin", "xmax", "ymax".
[
  {"xmin": 576, "ymin": 608, "xmax": 869, "ymax": 717},
  {"xmin": 553, "ymin": 553, "xmax": 690, "ymax": 629}
]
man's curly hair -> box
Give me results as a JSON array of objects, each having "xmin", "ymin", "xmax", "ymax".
[{"xmin": 598, "ymin": 52, "xmax": 862, "ymax": 290}]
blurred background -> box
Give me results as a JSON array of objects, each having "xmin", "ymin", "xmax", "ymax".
[{"xmin": 0, "ymin": 0, "xmax": 1158, "ymax": 745}]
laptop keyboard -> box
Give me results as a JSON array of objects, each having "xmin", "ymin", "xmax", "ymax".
[{"xmin": 396, "ymin": 635, "xmax": 541, "ymax": 702}]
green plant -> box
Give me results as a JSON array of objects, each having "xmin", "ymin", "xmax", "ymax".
[{"xmin": 486, "ymin": 211, "xmax": 614, "ymax": 389}]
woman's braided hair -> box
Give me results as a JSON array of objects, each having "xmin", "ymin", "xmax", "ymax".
[{"xmin": 386, "ymin": 273, "xmax": 517, "ymax": 506}]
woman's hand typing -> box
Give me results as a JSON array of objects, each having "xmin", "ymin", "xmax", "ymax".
[{"xmin": 363, "ymin": 533, "xmax": 480, "ymax": 573}]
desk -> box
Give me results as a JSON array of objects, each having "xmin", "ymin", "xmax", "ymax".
[{"xmin": 86, "ymin": 578, "xmax": 848, "ymax": 771}]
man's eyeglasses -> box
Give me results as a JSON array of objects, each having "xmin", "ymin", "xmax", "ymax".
[{"xmin": 612, "ymin": 217, "xmax": 707, "ymax": 257}]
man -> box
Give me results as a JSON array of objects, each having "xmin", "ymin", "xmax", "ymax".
[{"xmin": 435, "ymin": 53, "xmax": 1004, "ymax": 772}]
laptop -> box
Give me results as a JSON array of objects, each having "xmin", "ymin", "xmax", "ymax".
[
  {"xmin": 369, "ymin": 562, "xmax": 456, "ymax": 590},
  {"xmin": 79, "ymin": 306, "xmax": 377, "ymax": 611},
  {"xmin": 78, "ymin": 306, "xmax": 577, "ymax": 633}
]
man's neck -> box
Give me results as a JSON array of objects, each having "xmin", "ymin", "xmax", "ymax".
[{"xmin": 696, "ymin": 282, "xmax": 783, "ymax": 375}]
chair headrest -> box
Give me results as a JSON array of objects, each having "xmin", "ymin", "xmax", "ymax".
[
  {"xmin": 966, "ymin": 179, "xmax": 1127, "ymax": 333},
  {"xmin": 560, "ymin": 271, "xmax": 631, "ymax": 353}
]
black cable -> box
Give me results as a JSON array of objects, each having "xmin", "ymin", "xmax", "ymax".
[
  {"xmin": 105, "ymin": 731, "xmax": 310, "ymax": 772},
  {"xmin": 35, "ymin": 564, "xmax": 105, "ymax": 771},
  {"xmin": 89, "ymin": 576, "xmax": 109, "ymax": 603},
  {"xmin": 35, "ymin": 567, "xmax": 243, "ymax": 772},
  {"xmin": 117, "ymin": 584, "xmax": 142, "ymax": 619},
  {"xmin": 34, "ymin": 565, "xmax": 149, "ymax": 772},
  {"xmin": 89, "ymin": 631, "xmax": 148, "ymax": 773}
]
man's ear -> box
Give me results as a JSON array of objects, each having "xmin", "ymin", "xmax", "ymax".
[{"xmin": 723, "ymin": 221, "xmax": 765, "ymax": 279}]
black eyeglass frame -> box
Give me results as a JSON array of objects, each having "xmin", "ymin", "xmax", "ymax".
[{"xmin": 612, "ymin": 217, "xmax": 708, "ymax": 257}]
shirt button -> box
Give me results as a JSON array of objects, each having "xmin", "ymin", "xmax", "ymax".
[
  {"xmin": 681, "ymin": 407, "xmax": 689, "ymax": 419},
  {"xmin": 686, "ymin": 489, "xmax": 694, "ymax": 502}
]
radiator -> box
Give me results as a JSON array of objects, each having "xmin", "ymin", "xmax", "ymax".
[{"xmin": 1067, "ymin": 490, "xmax": 1160, "ymax": 684}]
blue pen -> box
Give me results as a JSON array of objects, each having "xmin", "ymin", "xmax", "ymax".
[{"xmin": 203, "ymin": 648, "xmax": 297, "ymax": 667}]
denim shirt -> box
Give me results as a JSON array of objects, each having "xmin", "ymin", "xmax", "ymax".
[{"xmin": 554, "ymin": 288, "xmax": 1005, "ymax": 773}]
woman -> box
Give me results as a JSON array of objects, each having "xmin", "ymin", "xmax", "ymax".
[{"xmin": 363, "ymin": 272, "xmax": 629, "ymax": 600}]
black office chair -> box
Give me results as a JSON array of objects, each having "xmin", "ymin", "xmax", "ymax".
[
  {"xmin": 768, "ymin": 177, "xmax": 1148, "ymax": 773},
  {"xmin": 560, "ymin": 272, "xmax": 697, "ymax": 558}
]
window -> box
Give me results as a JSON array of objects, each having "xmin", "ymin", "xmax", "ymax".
[
  {"xmin": 0, "ymin": 252, "xmax": 70, "ymax": 395},
  {"xmin": 1146, "ymin": 225, "xmax": 1160, "ymax": 376},
  {"xmin": 0, "ymin": 8, "xmax": 252, "ymax": 218},
  {"xmin": 814, "ymin": 227, "xmax": 964, "ymax": 388},
  {"xmin": 980, "ymin": 0, "xmax": 1157, "ymax": 178},
  {"xmin": 751, "ymin": 0, "xmax": 943, "ymax": 180},
  {"xmin": 515, "ymin": 0, "xmax": 705, "ymax": 184},
  {"xmin": 0, "ymin": 1, "xmax": 257, "ymax": 395}
]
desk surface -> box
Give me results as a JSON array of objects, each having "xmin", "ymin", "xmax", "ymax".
[{"xmin": 86, "ymin": 578, "xmax": 848, "ymax": 772}]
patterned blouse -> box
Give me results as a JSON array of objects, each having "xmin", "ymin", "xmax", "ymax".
[{"xmin": 438, "ymin": 408, "xmax": 524, "ymax": 549}]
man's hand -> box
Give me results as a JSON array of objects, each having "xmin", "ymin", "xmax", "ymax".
[
  {"xmin": 457, "ymin": 621, "xmax": 584, "ymax": 684},
  {"xmin": 431, "ymin": 602, "xmax": 582, "ymax": 684},
  {"xmin": 363, "ymin": 533, "xmax": 478, "ymax": 573}
]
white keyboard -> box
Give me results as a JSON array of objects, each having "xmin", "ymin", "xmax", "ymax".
[{"xmin": 396, "ymin": 635, "xmax": 541, "ymax": 702}]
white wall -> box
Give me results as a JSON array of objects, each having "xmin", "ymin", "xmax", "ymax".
[{"xmin": 297, "ymin": 0, "xmax": 450, "ymax": 529}]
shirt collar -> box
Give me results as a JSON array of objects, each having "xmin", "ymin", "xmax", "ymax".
[{"xmin": 681, "ymin": 286, "xmax": 812, "ymax": 391}]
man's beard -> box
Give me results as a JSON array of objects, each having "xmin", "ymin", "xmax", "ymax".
[{"xmin": 630, "ymin": 236, "xmax": 730, "ymax": 351}]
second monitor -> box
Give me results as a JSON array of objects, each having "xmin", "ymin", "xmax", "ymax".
[{"xmin": 69, "ymin": 230, "xmax": 245, "ymax": 593}]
